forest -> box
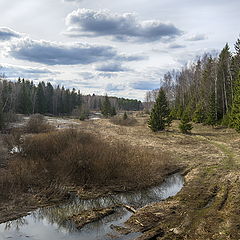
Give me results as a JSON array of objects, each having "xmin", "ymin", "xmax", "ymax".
[
  {"xmin": 0, "ymin": 77, "xmax": 142, "ymax": 128},
  {"xmin": 146, "ymin": 37, "xmax": 240, "ymax": 131}
]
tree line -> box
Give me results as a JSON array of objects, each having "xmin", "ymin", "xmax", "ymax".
[
  {"xmin": 0, "ymin": 77, "xmax": 143, "ymax": 129},
  {"xmin": 147, "ymin": 37, "xmax": 240, "ymax": 132}
]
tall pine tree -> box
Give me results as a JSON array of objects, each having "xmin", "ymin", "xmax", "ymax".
[
  {"xmin": 0, "ymin": 99, "xmax": 4, "ymax": 130},
  {"xmin": 148, "ymin": 88, "xmax": 171, "ymax": 132},
  {"xmin": 230, "ymin": 72, "xmax": 240, "ymax": 132},
  {"xmin": 101, "ymin": 95, "xmax": 116, "ymax": 117}
]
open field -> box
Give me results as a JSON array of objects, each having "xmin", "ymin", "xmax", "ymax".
[
  {"xmin": 1, "ymin": 114, "xmax": 240, "ymax": 239},
  {"xmin": 75, "ymin": 114, "xmax": 240, "ymax": 239}
]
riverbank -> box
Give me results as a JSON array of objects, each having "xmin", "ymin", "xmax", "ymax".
[
  {"xmin": 0, "ymin": 116, "xmax": 178, "ymax": 225},
  {"xmin": 1, "ymin": 114, "xmax": 240, "ymax": 239},
  {"xmin": 75, "ymin": 115, "xmax": 240, "ymax": 239},
  {"xmin": 0, "ymin": 173, "xmax": 184, "ymax": 240}
]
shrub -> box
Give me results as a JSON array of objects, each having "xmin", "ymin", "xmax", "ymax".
[
  {"xmin": 179, "ymin": 112, "xmax": 193, "ymax": 134},
  {"xmin": 0, "ymin": 129, "xmax": 175, "ymax": 200},
  {"xmin": 110, "ymin": 115, "xmax": 138, "ymax": 126},
  {"xmin": 25, "ymin": 114, "xmax": 54, "ymax": 133}
]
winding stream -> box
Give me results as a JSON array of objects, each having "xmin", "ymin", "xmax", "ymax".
[{"xmin": 0, "ymin": 173, "xmax": 184, "ymax": 240}]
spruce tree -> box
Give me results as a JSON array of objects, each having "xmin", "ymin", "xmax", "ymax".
[
  {"xmin": 110, "ymin": 106, "xmax": 117, "ymax": 116},
  {"xmin": 230, "ymin": 72, "xmax": 240, "ymax": 132},
  {"xmin": 0, "ymin": 100, "xmax": 4, "ymax": 130},
  {"xmin": 101, "ymin": 95, "xmax": 112, "ymax": 117},
  {"xmin": 148, "ymin": 88, "xmax": 171, "ymax": 132},
  {"xmin": 36, "ymin": 82, "xmax": 46, "ymax": 114},
  {"xmin": 205, "ymin": 92, "xmax": 217, "ymax": 126},
  {"xmin": 18, "ymin": 82, "xmax": 32, "ymax": 114},
  {"xmin": 193, "ymin": 103, "xmax": 205, "ymax": 123},
  {"xmin": 179, "ymin": 110, "xmax": 193, "ymax": 134}
]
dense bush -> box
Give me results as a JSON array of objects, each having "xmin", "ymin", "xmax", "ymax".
[
  {"xmin": 110, "ymin": 115, "xmax": 138, "ymax": 126},
  {"xmin": 25, "ymin": 114, "xmax": 54, "ymax": 133},
  {"xmin": 0, "ymin": 129, "xmax": 174, "ymax": 199}
]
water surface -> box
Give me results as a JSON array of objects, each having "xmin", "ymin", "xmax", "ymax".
[{"xmin": 0, "ymin": 173, "xmax": 184, "ymax": 240}]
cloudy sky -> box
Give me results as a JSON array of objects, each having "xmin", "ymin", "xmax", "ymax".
[{"xmin": 0, "ymin": 0, "xmax": 239, "ymax": 100}]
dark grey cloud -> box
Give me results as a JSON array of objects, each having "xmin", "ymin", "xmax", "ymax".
[
  {"xmin": 0, "ymin": 64, "xmax": 55, "ymax": 79},
  {"xmin": 8, "ymin": 38, "xmax": 142, "ymax": 65},
  {"xmin": 65, "ymin": 9, "xmax": 183, "ymax": 43},
  {"xmin": 0, "ymin": 27, "xmax": 21, "ymax": 41},
  {"xmin": 131, "ymin": 80, "xmax": 160, "ymax": 90},
  {"xmin": 95, "ymin": 62, "xmax": 130, "ymax": 72},
  {"xmin": 186, "ymin": 34, "xmax": 207, "ymax": 41}
]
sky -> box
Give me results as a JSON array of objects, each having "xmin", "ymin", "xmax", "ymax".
[{"xmin": 0, "ymin": 0, "xmax": 239, "ymax": 100}]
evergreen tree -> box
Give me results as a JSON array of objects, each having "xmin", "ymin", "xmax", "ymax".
[
  {"xmin": 148, "ymin": 88, "xmax": 171, "ymax": 132},
  {"xmin": 0, "ymin": 99, "xmax": 4, "ymax": 130},
  {"xmin": 205, "ymin": 91, "xmax": 217, "ymax": 126},
  {"xmin": 111, "ymin": 106, "xmax": 117, "ymax": 116},
  {"xmin": 18, "ymin": 81, "xmax": 32, "ymax": 114},
  {"xmin": 101, "ymin": 95, "xmax": 113, "ymax": 117},
  {"xmin": 46, "ymin": 82, "xmax": 54, "ymax": 114},
  {"xmin": 193, "ymin": 103, "xmax": 205, "ymax": 123},
  {"xmin": 232, "ymin": 38, "xmax": 240, "ymax": 82},
  {"xmin": 230, "ymin": 72, "xmax": 240, "ymax": 132},
  {"xmin": 179, "ymin": 110, "xmax": 193, "ymax": 134},
  {"xmin": 36, "ymin": 82, "xmax": 46, "ymax": 114}
]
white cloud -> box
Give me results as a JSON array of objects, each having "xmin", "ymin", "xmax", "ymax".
[
  {"xmin": 186, "ymin": 34, "xmax": 207, "ymax": 41},
  {"xmin": 65, "ymin": 8, "xmax": 183, "ymax": 43}
]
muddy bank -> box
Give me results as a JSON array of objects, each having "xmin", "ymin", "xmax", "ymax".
[
  {"xmin": 69, "ymin": 207, "xmax": 115, "ymax": 229},
  {"xmin": 126, "ymin": 168, "xmax": 240, "ymax": 239},
  {"xmin": 0, "ymin": 171, "xmax": 183, "ymax": 224}
]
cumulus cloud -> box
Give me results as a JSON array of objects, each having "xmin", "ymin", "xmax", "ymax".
[
  {"xmin": 0, "ymin": 64, "xmax": 56, "ymax": 79},
  {"xmin": 0, "ymin": 27, "xmax": 21, "ymax": 41},
  {"xmin": 8, "ymin": 38, "xmax": 142, "ymax": 65},
  {"xmin": 65, "ymin": 8, "xmax": 183, "ymax": 42},
  {"xmin": 186, "ymin": 34, "xmax": 207, "ymax": 41},
  {"xmin": 95, "ymin": 62, "xmax": 130, "ymax": 72}
]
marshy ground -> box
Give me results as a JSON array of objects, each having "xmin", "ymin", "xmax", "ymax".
[{"xmin": 0, "ymin": 113, "xmax": 240, "ymax": 239}]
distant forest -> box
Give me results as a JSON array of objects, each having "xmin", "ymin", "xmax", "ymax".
[
  {"xmin": 0, "ymin": 78, "xmax": 143, "ymax": 118},
  {"xmin": 146, "ymin": 37, "xmax": 240, "ymax": 126}
]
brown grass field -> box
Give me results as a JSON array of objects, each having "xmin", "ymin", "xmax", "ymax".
[{"xmin": 1, "ymin": 113, "xmax": 240, "ymax": 239}]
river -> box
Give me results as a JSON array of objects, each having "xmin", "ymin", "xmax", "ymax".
[{"xmin": 0, "ymin": 173, "xmax": 184, "ymax": 240}]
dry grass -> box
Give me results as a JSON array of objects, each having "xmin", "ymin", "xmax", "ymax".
[
  {"xmin": 25, "ymin": 114, "xmax": 54, "ymax": 133},
  {"xmin": 110, "ymin": 115, "xmax": 138, "ymax": 126},
  {"xmin": 0, "ymin": 128, "xmax": 175, "ymax": 200}
]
